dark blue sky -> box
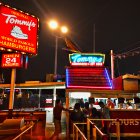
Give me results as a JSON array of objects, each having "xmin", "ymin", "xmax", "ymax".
[{"xmin": 0, "ymin": 0, "xmax": 140, "ymax": 83}]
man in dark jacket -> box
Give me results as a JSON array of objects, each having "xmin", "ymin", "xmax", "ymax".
[{"xmin": 50, "ymin": 99, "xmax": 67, "ymax": 139}]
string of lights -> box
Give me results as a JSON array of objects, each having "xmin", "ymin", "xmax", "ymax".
[{"xmin": 113, "ymin": 46, "xmax": 140, "ymax": 59}]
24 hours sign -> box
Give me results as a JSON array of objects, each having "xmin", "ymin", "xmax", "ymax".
[{"xmin": 1, "ymin": 53, "xmax": 23, "ymax": 68}]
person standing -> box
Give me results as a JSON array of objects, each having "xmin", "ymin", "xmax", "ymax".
[
  {"xmin": 94, "ymin": 99, "xmax": 99, "ymax": 105},
  {"xmin": 50, "ymin": 99, "xmax": 67, "ymax": 140},
  {"xmin": 99, "ymin": 101, "xmax": 110, "ymax": 119},
  {"xmin": 79, "ymin": 98, "xmax": 85, "ymax": 108},
  {"xmin": 107, "ymin": 98, "xmax": 115, "ymax": 109},
  {"xmin": 91, "ymin": 107, "xmax": 102, "ymax": 129},
  {"xmin": 70, "ymin": 103, "xmax": 84, "ymax": 122},
  {"xmin": 83, "ymin": 102, "xmax": 91, "ymax": 119},
  {"xmin": 70, "ymin": 103, "xmax": 84, "ymax": 136},
  {"xmin": 98, "ymin": 101, "xmax": 110, "ymax": 134}
]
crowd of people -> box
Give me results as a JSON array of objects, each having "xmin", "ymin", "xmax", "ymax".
[
  {"xmin": 50, "ymin": 98, "xmax": 133, "ymax": 139},
  {"xmin": 50, "ymin": 98, "xmax": 111, "ymax": 139},
  {"xmin": 69, "ymin": 98, "xmax": 112, "ymax": 134}
]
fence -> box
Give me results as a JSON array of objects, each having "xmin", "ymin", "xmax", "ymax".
[
  {"xmin": 12, "ymin": 124, "xmax": 34, "ymax": 140},
  {"xmin": 72, "ymin": 118, "xmax": 120, "ymax": 140},
  {"xmin": 73, "ymin": 118, "xmax": 140, "ymax": 140},
  {"xmin": 87, "ymin": 118, "xmax": 120, "ymax": 140}
]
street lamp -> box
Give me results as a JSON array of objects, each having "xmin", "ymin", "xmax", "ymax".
[
  {"xmin": 60, "ymin": 26, "xmax": 68, "ymax": 34},
  {"xmin": 48, "ymin": 20, "xmax": 58, "ymax": 30},
  {"xmin": 48, "ymin": 20, "xmax": 68, "ymax": 75}
]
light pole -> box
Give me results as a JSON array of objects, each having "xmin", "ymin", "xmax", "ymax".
[
  {"xmin": 48, "ymin": 20, "xmax": 68, "ymax": 75},
  {"xmin": 48, "ymin": 20, "xmax": 68, "ymax": 108},
  {"xmin": 54, "ymin": 36, "xmax": 58, "ymax": 75}
]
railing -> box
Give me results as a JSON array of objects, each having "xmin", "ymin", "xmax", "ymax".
[
  {"xmin": 73, "ymin": 123, "xmax": 87, "ymax": 140},
  {"xmin": 72, "ymin": 118, "xmax": 120, "ymax": 140},
  {"xmin": 73, "ymin": 118, "xmax": 140, "ymax": 140},
  {"xmin": 87, "ymin": 118, "xmax": 120, "ymax": 140},
  {"xmin": 91, "ymin": 122, "xmax": 109, "ymax": 140},
  {"xmin": 72, "ymin": 121, "xmax": 110, "ymax": 140},
  {"xmin": 12, "ymin": 123, "xmax": 34, "ymax": 140}
]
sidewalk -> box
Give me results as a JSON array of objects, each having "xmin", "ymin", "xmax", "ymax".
[
  {"xmin": 22, "ymin": 110, "xmax": 68, "ymax": 140},
  {"xmin": 22, "ymin": 121, "xmax": 67, "ymax": 140},
  {"xmin": 46, "ymin": 122, "xmax": 67, "ymax": 139}
]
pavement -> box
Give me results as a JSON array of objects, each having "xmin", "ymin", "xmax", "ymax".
[
  {"xmin": 45, "ymin": 122, "xmax": 67, "ymax": 140},
  {"xmin": 21, "ymin": 121, "xmax": 67, "ymax": 140}
]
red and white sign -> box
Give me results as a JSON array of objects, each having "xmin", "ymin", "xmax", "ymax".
[
  {"xmin": 46, "ymin": 99, "xmax": 53, "ymax": 104},
  {"xmin": 110, "ymin": 110, "xmax": 140, "ymax": 134},
  {"xmin": 1, "ymin": 53, "xmax": 23, "ymax": 68},
  {"xmin": 0, "ymin": 4, "xmax": 39, "ymax": 55}
]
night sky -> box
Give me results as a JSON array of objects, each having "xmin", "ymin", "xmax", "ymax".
[{"xmin": 0, "ymin": 0, "xmax": 140, "ymax": 83}]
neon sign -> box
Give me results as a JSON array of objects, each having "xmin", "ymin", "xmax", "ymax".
[
  {"xmin": 69, "ymin": 53, "xmax": 105, "ymax": 66},
  {"xmin": 0, "ymin": 3, "xmax": 39, "ymax": 55}
]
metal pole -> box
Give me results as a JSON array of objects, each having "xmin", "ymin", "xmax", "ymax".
[
  {"xmin": 54, "ymin": 37, "xmax": 58, "ymax": 75},
  {"xmin": 116, "ymin": 119, "xmax": 120, "ymax": 140},
  {"xmin": 93, "ymin": 24, "xmax": 95, "ymax": 53},
  {"xmin": 53, "ymin": 87, "xmax": 56, "ymax": 107},
  {"xmin": 9, "ymin": 68, "xmax": 16, "ymax": 118},
  {"xmin": 38, "ymin": 89, "xmax": 41, "ymax": 109},
  {"xmin": 66, "ymin": 91, "xmax": 70, "ymax": 138},
  {"xmin": 9, "ymin": 68, "xmax": 16, "ymax": 109},
  {"xmin": 87, "ymin": 119, "xmax": 90, "ymax": 140},
  {"xmin": 111, "ymin": 50, "xmax": 115, "ymax": 79}
]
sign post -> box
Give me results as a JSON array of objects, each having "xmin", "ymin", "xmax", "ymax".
[{"xmin": 8, "ymin": 68, "xmax": 16, "ymax": 118}]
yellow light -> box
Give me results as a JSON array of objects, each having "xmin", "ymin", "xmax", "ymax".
[
  {"xmin": 61, "ymin": 26, "xmax": 68, "ymax": 33},
  {"xmin": 0, "ymin": 47, "xmax": 5, "ymax": 50},
  {"xmin": 48, "ymin": 20, "xmax": 58, "ymax": 30},
  {"xmin": 7, "ymin": 49, "xmax": 12, "ymax": 52}
]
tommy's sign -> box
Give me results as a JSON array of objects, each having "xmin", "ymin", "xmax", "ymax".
[
  {"xmin": 69, "ymin": 53, "xmax": 105, "ymax": 66},
  {"xmin": 0, "ymin": 3, "xmax": 39, "ymax": 55}
]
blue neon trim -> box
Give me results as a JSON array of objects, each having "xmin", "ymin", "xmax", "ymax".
[
  {"xmin": 66, "ymin": 68, "xmax": 69, "ymax": 87},
  {"xmin": 105, "ymin": 68, "xmax": 112, "ymax": 89}
]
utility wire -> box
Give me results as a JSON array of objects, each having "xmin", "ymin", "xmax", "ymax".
[{"xmin": 114, "ymin": 46, "xmax": 140, "ymax": 59}]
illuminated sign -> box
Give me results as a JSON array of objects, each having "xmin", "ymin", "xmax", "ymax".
[
  {"xmin": 69, "ymin": 53, "xmax": 105, "ymax": 66},
  {"xmin": 45, "ymin": 98, "xmax": 53, "ymax": 108},
  {"xmin": 0, "ymin": 3, "xmax": 39, "ymax": 55},
  {"xmin": 110, "ymin": 111, "xmax": 140, "ymax": 134},
  {"xmin": 1, "ymin": 53, "xmax": 23, "ymax": 68},
  {"xmin": 46, "ymin": 99, "xmax": 53, "ymax": 104}
]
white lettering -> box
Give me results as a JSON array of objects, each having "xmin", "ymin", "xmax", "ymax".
[
  {"xmin": 111, "ymin": 119, "xmax": 140, "ymax": 126},
  {"xmin": 2, "ymin": 13, "xmax": 36, "ymax": 30}
]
